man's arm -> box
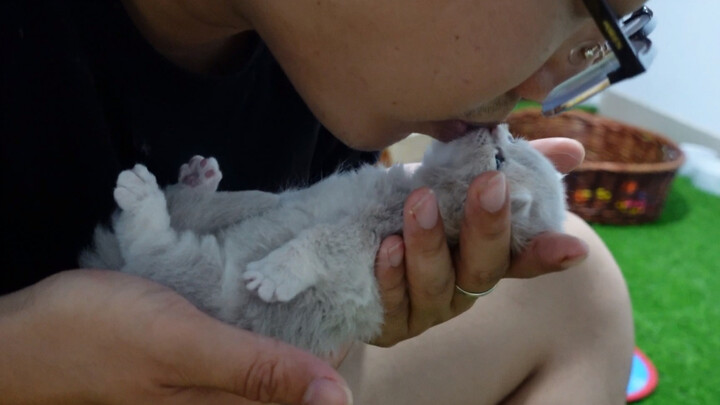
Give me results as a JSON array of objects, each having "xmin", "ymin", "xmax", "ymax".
[{"xmin": 0, "ymin": 270, "xmax": 351, "ymax": 405}]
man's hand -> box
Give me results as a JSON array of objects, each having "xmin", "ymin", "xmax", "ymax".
[
  {"xmin": 372, "ymin": 137, "xmax": 588, "ymax": 346},
  {"xmin": 0, "ymin": 270, "xmax": 352, "ymax": 405}
]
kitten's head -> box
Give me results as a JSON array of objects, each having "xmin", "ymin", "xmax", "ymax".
[{"xmin": 420, "ymin": 124, "xmax": 566, "ymax": 252}]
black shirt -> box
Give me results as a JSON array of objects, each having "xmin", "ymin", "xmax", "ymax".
[{"xmin": 1, "ymin": 0, "xmax": 376, "ymax": 294}]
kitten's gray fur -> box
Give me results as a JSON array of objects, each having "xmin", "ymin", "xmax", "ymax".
[{"xmin": 80, "ymin": 125, "xmax": 566, "ymax": 356}]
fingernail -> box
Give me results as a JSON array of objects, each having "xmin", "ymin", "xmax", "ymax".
[
  {"xmin": 546, "ymin": 152, "xmax": 581, "ymax": 172},
  {"xmin": 410, "ymin": 189, "xmax": 438, "ymax": 230},
  {"xmin": 387, "ymin": 242, "xmax": 404, "ymax": 268},
  {"xmin": 560, "ymin": 240, "xmax": 589, "ymax": 269},
  {"xmin": 303, "ymin": 378, "xmax": 353, "ymax": 405},
  {"xmin": 479, "ymin": 172, "xmax": 506, "ymax": 213},
  {"xmin": 560, "ymin": 255, "xmax": 586, "ymax": 269}
]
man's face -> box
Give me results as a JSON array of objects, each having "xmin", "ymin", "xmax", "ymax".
[{"xmin": 250, "ymin": 0, "xmax": 646, "ymax": 150}]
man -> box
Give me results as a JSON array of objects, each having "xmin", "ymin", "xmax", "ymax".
[{"xmin": 1, "ymin": 0, "xmax": 646, "ymax": 403}]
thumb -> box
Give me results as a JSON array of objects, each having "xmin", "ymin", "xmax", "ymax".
[{"xmin": 161, "ymin": 311, "xmax": 353, "ymax": 405}]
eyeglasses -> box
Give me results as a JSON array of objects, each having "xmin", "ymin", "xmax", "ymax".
[{"xmin": 541, "ymin": 0, "xmax": 656, "ymax": 116}]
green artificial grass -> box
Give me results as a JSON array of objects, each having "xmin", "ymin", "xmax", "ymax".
[
  {"xmin": 511, "ymin": 99, "xmax": 598, "ymax": 114},
  {"xmin": 590, "ymin": 176, "xmax": 720, "ymax": 404}
]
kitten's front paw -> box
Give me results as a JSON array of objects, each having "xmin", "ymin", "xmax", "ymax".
[
  {"xmin": 114, "ymin": 164, "xmax": 162, "ymax": 211},
  {"xmin": 178, "ymin": 156, "xmax": 222, "ymax": 191},
  {"xmin": 243, "ymin": 246, "xmax": 318, "ymax": 303}
]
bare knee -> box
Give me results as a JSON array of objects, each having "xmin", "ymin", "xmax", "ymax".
[{"xmin": 504, "ymin": 213, "xmax": 634, "ymax": 404}]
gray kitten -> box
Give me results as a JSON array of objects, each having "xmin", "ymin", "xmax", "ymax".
[{"xmin": 80, "ymin": 125, "xmax": 566, "ymax": 356}]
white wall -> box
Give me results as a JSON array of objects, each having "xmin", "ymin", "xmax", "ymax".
[{"xmin": 597, "ymin": 0, "xmax": 720, "ymax": 152}]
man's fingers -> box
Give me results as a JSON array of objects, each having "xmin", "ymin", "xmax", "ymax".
[
  {"xmin": 403, "ymin": 187, "xmax": 454, "ymax": 330},
  {"xmin": 168, "ymin": 388, "xmax": 259, "ymax": 405},
  {"xmin": 529, "ymin": 137, "xmax": 585, "ymax": 173},
  {"xmin": 452, "ymin": 172, "xmax": 511, "ymax": 312},
  {"xmin": 506, "ymin": 232, "xmax": 589, "ymax": 278},
  {"xmin": 372, "ymin": 235, "xmax": 409, "ymax": 347},
  {"xmin": 165, "ymin": 312, "xmax": 352, "ymax": 405}
]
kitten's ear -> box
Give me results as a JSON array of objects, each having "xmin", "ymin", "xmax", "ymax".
[{"xmin": 510, "ymin": 187, "xmax": 533, "ymax": 219}]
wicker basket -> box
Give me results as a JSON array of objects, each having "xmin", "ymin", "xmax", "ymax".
[{"xmin": 507, "ymin": 109, "xmax": 685, "ymax": 224}]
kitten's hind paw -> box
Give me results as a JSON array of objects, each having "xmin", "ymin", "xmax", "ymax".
[
  {"xmin": 178, "ymin": 156, "xmax": 222, "ymax": 191},
  {"xmin": 243, "ymin": 247, "xmax": 319, "ymax": 303},
  {"xmin": 114, "ymin": 164, "xmax": 163, "ymax": 211}
]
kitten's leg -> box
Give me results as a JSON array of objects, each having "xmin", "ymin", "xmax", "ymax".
[
  {"xmin": 243, "ymin": 235, "xmax": 321, "ymax": 302},
  {"xmin": 114, "ymin": 165, "xmax": 169, "ymax": 227},
  {"xmin": 113, "ymin": 164, "xmax": 175, "ymax": 253},
  {"xmin": 81, "ymin": 164, "xmax": 171, "ymax": 270},
  {"xmin": 243, "ymin": 223, "xmax": 380, "ymax": 303},
  {"xmin": 165, "ymin": 155, "xmax": 279, "ymax": 233},
  {"xmin": 178, "ymin": 155, "xmax": 223, "ymax": 191},
  {"xmin": 113, "ymin": 165, "xmax": 225, "ymax": 313}
]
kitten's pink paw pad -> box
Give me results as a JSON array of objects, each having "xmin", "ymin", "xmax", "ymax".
[
  {"xmin": 179, "ymin": 156, "xmax": 222, "ymax": 191},
  {"xmin": 114, "ymin": 164, "xmax": 162, "ymax": 211}
]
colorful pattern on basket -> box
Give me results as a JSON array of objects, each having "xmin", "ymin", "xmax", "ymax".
[{"xmin": 573, "ymin": 181, "xmax": 648, "ymax": 216}]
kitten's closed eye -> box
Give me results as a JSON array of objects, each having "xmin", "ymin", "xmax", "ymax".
[{"xmin": 495, "ymin": 148, "xmax": 505, "ymax": 170}]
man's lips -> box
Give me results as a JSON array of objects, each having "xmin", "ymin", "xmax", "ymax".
[{"xmin": 429, "ymin": 120, "xmax": 499, "ymax": 143}]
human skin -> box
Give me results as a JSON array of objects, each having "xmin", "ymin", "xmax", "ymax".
[
  {"xmin": 1, "ymin": 0, "xmax": 644, "ymax": 403},
  {"xmin": 0, "ymin": 271, "xmax": 352, "ymax": 405},
  {"xmin": 342, "ymin": 213, "xmax": 634, "ymax": 404},
  {"xmin": 121, "ymin": 0, "xmax": 645, "ymax": 149}
]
